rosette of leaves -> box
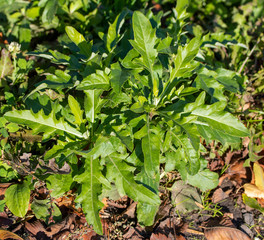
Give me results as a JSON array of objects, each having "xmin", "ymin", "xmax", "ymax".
[{"xmin": 4, "ymin": 1, "xmax": 249, "ymax": 235}]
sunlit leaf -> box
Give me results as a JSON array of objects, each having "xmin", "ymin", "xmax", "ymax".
[
  {"xmin": 74, "ymin": 157, "xmax": 105, "ymax": 235},
  {"xmin": 129, "ymin": 11, "xmax": 158, "ymax": 96},
  {"xmin": 0, "ymin": 49, "xmax": 13, "ymax": 79},
  {"xmin": 243, "ymin": 183, "xmax": 264, "ymax": 199},
  {"xmin": 106, "ymin": 154, "xmax": 160, "ymax": 206},
  {"xmin": 65, "ymin": 26, "xmax": 92, "ymax": 58},
  {"xmin": 253, "ymin": 162, "xmax": 264, "ymax": 191},
  {"xmin": 0, "ymin": 230, "xmax": 23, "ymax": 240},
  {"xmin": 204, "ymin": 226, "xmax": 251, "ymax": 240},
  {"xmin": 5, "ymin": 181, "xmax": 30, "ymax": 218},
  {"xmin": 4, "ymin": 109, "xmax": 84, "ymax": 139},
  {"xmin": 142, "ymin": 127, "xmax": 160, "ymax": 179},
  {"xmin": 68, "ymin": 95, "xmax": 84, "ymax": 125},
  {"xmin": 77, "ymin": 70, "xmax": 110, "ymax": 90}
]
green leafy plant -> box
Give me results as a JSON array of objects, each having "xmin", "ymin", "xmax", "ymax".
[{"xmin": 1, "ymin": 0, "xmax": 250, "ymax": 235}]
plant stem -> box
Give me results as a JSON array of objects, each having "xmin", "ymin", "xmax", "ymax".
[{"xmin": 238, "ymin": 38, "xmax": 260, "ymax": 75}]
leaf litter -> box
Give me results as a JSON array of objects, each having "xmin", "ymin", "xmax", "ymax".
[{"xmin": 1, "ymin": 139, "xmax": 264, "ymax": 239}]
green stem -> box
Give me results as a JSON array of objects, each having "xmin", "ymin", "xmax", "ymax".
[
  {"xmin": 247, "ymin": 119, "xmax": 264, "ymax": 122},
  {"xmin": 248, "ymin": 109, "xmax": 264, "ymax": 115},
  {"xmin": 12, "ymin": 54, "xmax": 17, "ymax": 82}
]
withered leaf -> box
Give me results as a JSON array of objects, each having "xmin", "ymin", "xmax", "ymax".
[
  {"xmin": 212, "ymin": 188, "xmax": 228, "ymax": 203},
  {"xmin": 204, "ymin": 226, "xmax": 251, "ymax": 240},
  {"xmin": 253, "ymin": 162, "xmax": 264, "ymax": 191},
  {"xmin": 0, "ymin": 183, "xmax": 12, "ymax": 197},
  {"xmin": 219, "ymin": 160, "xmax": 248, "ymax": 186},
  {"xmin": 243, "ymin": 162, "xmax": 264, "ymax": 199},
  {"xmin": 150, "ymin": 232, "xmax": 174, "ymax": 240},
  {"xmin": 243, "ymin": 183, "xmax": 264, "ymax": 199},
  {"xmin": 25, "ymin": 220, "xmax": 47, "ymax": 236},
  {"xmin": 0, "ymin": 229, "xmax": 23, "ymax": 240}
]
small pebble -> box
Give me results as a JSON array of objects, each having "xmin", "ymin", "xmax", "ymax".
[{"xmin": 243, "ymin": 213, "xmax": 254, "ymax": 226}]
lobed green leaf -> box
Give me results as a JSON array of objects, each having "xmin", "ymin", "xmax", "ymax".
[{"xmin": 4, "ymin": 109, "xmax": 85, "ymax": 139}]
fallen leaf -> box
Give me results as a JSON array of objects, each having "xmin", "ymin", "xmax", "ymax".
[
  {"xmin": 99, "ymin": 197, "xmax": 109, "ymax": 218},
  {"xmin": 258, "ymin": 198, "xmax": 264, "ymax": 208},
  {"xmin": 202, "ymin": 214, "xmax": 235, "ymax": 229},
  {"xmin": 123, "ymin": 228, "xmax": 136, "ymax": 239},
  {"xmin": 19, "ymin": 153, "xmax": 32, "ymax": 166},
  {"xmin": 0, "ymin": 183, "xmax": 12, "ymax": 197},
  {"xmin": 218, "ymin": 214, "xmax": 235, "ymax": 227},
  {"xmin": 212, "ymin": 188, "xmax": 228, "ymax": 203},
  {"xmin": 209, "ymin": 158, "xmax": 224, "ymax": 172},
  {"xmin": 25, "ymin": 214, "xmax": 77, "ymax": 238},
  {"xmin": 219, "ymin": 160, "xmax": 248, "ymax": 186},
  {"xmin": 56, "ymin": 194, "xmax": 75, "ymax": 208},
  {"xmin": 149, "ymin": 217, "xmax": 187, "ymax": 240},
  {"xmin": 82, "ymin": 229, "xmax": 100, "ymax": 240},
  {"xmin": 243, "ymin": 183, "xmax": 264, "ymax": 199},
  {"xmin": 25, "ymin": 220, "xmax": 47, "ymax": 236},
  {"xmin": 150, "ymin": 232, "xmax": 174, "ymax": 240},
  {"xmin": 171, "ymin": 180, "xmax": 202, "ymax": 213},
  {"xmin": 123, "ymin": 223, "xmax": 145, "ymax": 239},
  {"xmin": 0, "ymin": 229, "xmax": 23, "ymax": 240},
  {"xmin": 47, "ymin": 214, "xmax": 76, "ymax": 236},
  {"xmin": 101, "ymin": 218, "xmax": 109, "ymax": 236},
  {"xmin": 43, "ymin": 158, "xmax": 71, "ymax": 174},
  {"xmin": 243, "ymin": 162, "xmax": 264, "ymax": 199},
  {"xmin": 121, "ymin": 202, "xmax": 137, "ymax": 219},
  {"xmin": 204, "ymin": 226, "xmax": 251, "ymax": 240},
  {"xmin": 155, "ymin": 201, "xmax": 172, "ymax": 223},
  {"xmin": 253, "ymin": 162, "xmax": 264, "ymax": 190}
]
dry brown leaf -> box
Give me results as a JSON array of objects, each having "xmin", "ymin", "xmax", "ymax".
[
  {"xmin": 55, "ymin": 194, "xmax": 75, "ymax": 208},
  {"xmin": 0, "ymin": 182, "xmax": 12, "ymax": 196},
  {"xmin": 123, "ymin": 223, "xmax": 145, "ymax": 239},
  {"xmin": 243, "ymin": 162, "xmax": 264, "ymax": 199},
  {"xmin": 212, "ymin": 188, "xmax": 228, "ymax": 203},
  {"xmin": 219, "ymin": 167, "xmax": 247, "ymax": 186},
  {"xmin": 121, "ymin": 202, "xmax": 137, "ymax": 219},
  {"xmin": 150, "ymin": 232, "xmax": 173, "ymax": 240},
  {"xmin": 219, "ymin": 150, "xmax": 249, "ymax": 186},
  {"xmin": 204, "ymin": 226, "xmax": 251, "ymax": 240},
  {"xmin": 25, "ymin": 220, "xmax": 47, "ymax": 236},
  {"xmin": 257, "ymin": 198, "xmax": 264, "ymax": 207},
  {"xmin": 202, "ymin": 214, "xmax": 235, "ymax": 229},
  {"xmin": 47, "ymin": 214, "xmax": 76, "ymax": 236},
  {"xmin": 99, "ymin": 197, "xmax": 109, "ymax": 217},
  {"xmin": 82, "ymin": 229, "xmax": 100, "ymax": 240},
  {"xmin": 0, "ymin": 229, "xmax": 23, "ymax": 240},
  {"xmin": 150, "ymin": 232, "xmax": 186, "ymax": 240},
  {"xmin": 243, "ymin": 183, "xmax": 264, "ymax": 199},
  {"xmin": 218, "ymin": 214, "xmax": 235, "ymax": 227}
]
